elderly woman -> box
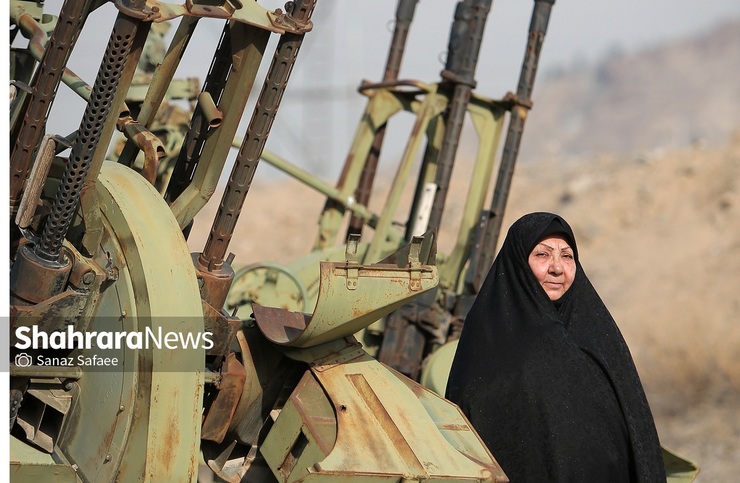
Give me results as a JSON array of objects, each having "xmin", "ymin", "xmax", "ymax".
[{"xmin": 446, "ymin": 212, "xmax": 665, "ymax": 482}]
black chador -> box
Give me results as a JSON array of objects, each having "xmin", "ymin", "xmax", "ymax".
[{"xmin": 446, "ymin": 212, "xmax": 665, "ymax": 482}]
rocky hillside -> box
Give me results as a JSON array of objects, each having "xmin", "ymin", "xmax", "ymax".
[{"xmin": 520, "ymin": 19, "xmax": 740, "ymax": 161}]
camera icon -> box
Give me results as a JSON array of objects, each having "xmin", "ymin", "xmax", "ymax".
[{"xmin": 15, "ymin": 353, "xmax": 33, "ymax": 368}]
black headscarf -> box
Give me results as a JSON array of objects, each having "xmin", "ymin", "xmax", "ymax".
[{"xmin": 446, "ymin": 212, "xmax": 665, "ymax": 482}]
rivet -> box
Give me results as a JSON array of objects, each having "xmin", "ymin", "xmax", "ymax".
[{"xmin": 82, "ymin": 271, "xmax": 95, "ymax": 285}]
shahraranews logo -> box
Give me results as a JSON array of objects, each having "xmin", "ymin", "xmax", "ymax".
[{"xmin": 15, "ymin": 325, "xmax": 214, "ymax": 351}]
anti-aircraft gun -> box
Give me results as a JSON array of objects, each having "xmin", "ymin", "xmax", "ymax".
[
  {"xmin": 8, "ymin": 0, "xmax": 507, "ymax": 481},
  {"xmin": 8, "ymin": 0, "xmax": 699, "ymax": 481}
]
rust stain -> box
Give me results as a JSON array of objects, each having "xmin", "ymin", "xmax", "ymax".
[
  {"xmin": 99, "ymin": 412, "xmax": 119, "ymax": 465},
  {"xmin": 350, "ymin": 305, "xmax": 364, "ymax": 319},
  {"xmin": 253, "ymin": 304, "xmax": 309, "ymax": 344},
  {"xmin": 346, "ymin": 373, "xmax": 425, "ymax": 474},
  {"xmin": 201, "ymin": 354, "xmax": 246, "ymax": 443},
  {"xmin": 290, "ymin": 372, "xmax": 337, "ymax": 456},
  {"xmin": 438, "ymin": 423, "xmax": 470, "ymax": 431},
  {"xmin": 152, "ymin": 383, "xmax": 181, "ymax": 475}
]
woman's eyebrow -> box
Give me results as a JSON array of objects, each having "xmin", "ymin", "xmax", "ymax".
[{"xmin": 536, "ymin": 242, "xmax": 572, "ymax": 251}]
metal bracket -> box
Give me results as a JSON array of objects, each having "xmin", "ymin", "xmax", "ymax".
[
  {"xmin": 409, "ymin": 235, "xmax": 422, "ymax": 291},
  {"xmin": 267, "ymin": 6, "xmax": 314, "ymax": 34},
  {"xmin": 345, "ymin": 234, "xmax": 360, "ymax": 290}
]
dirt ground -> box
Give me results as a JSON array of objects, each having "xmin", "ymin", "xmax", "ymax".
[{"xmin": 189, "ymin": 133, "xmax": 740, "ymax": 481}]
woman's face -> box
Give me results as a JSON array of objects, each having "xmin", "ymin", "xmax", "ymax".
[{"xmin": 528, "ymin": 234, "xmax": 576, "ymax": 301}]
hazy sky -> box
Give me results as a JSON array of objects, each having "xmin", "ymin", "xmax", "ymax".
[
  {"xmin": 19, "ymin": 0, "xmax": 740, "ymax": 176},
  {"xmin": 277, "ymin": 0, "xmax": 740, "ymax": 173},
  {"xmin": 307, "ymin": 0, "xmax": 740, "ymax": 93}
]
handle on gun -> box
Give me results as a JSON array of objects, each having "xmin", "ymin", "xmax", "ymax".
[{"xmin": 426, "ymin": 0, "xmax": 493, "ymax": 235}]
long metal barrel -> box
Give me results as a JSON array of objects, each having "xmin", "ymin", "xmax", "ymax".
[
  {"xmin": 346, "ymin": 0, "xmax": 418, "ymax": 237},
  {"xmin": 466, "ymin": 0, "xmax": 556, "ymax": 293},
  {"xmin": 165, "ymin": 22, "xmax": 233, "ymax": 203},
  {"xmin": 425, "ymin": 0, "xmax": 492, "ymax": 234},
  {"xmin": 199, "ymin": 0, "xmax": 318, "ymax": 270},
  {"xmin": 9, "ymin": 0, "xmax": 92, "ymax": 212},
  {"xmin": 36, "ymin": 10, "xmax": 148, "ymax": 261}
]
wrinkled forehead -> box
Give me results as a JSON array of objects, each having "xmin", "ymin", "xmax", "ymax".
[
  {"xmin": 532, "ymin": 234, "xmax": 575, "ymax": 252},
  {"xmin": 510, "ymin": 213, "xmax": 579, "ymax": 260}
]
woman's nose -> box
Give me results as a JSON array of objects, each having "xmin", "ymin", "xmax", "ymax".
[{"xmin": 549, "ymin": 257, "xmax": 563, "ymax": 274}]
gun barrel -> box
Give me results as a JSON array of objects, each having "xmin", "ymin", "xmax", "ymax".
[
  {"xmin": 426, "ymin": 0, "xmax": 493, "ymax": 234},
  {"xmin": 37, "ymin": 11, "xmax": 148, "ymax": 262},
  {"xmin": 466, "ymin": 0, "xmax": 556, "ymax": 294},
  {"xmin": 9, "ymin": 0, "xmax": 91, "ymax": 212},
  {"xmin": 199, "ymin": 0, "xmax": 317, "ymax": 271}
]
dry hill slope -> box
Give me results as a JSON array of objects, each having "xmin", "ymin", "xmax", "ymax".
[{"xmin": 521, "ymin": 19, "xmax": 740, "ymax": 161}]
